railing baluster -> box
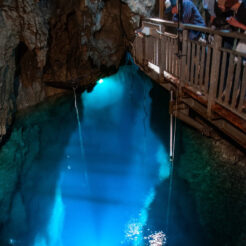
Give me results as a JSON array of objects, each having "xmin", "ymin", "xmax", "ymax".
[
  {"xmin": 207, "ymin": 34, "xmax": 222, "ymax": 117},
  {"xmin": 231, "ymin": 57, "xmax": 242, "ymax": 109},
  {"xmin": 145, "ymin": 36, "xmax": 149, "ymax": 62},
  {"xmin": 172, "ymin": 38, "xmax": 176, "ymax": 75},
  {"xmin": 169, "ymin": 37, "xmax": 172, "ymax": 73},
  {"xmin": 164, "ymin": 36, "xmax": 168, "ymax": 72},
  {"xmin": 195, "ymin": 43, "xmax": 201, "ymax": 86},
  {"xmin": 150, "ymin": 36, "xmax": 154, "ymax": 63},
  {"xmin": 156, "ymin": 36, "xmax": 159, "ymax": 66},
  {"xmin": 238, "ymin": 64, "xmax": 246, "ymax": 113},
  {"xmin": 181, "ymin": 30, "xmax": 188, "ymax": 87},
  {"xmin": 190, "ymin": 42, "xmax": 195, "ymax": 85},
  {"xmin": 142, "ymin": 36, "xmax": 145, "ymax": 65},
  {"xmin": 154, "ymin": 36, "xmax": 157, "ymax": 65},
  {"xmin": 166, "ymin": 37, "xmax": 170, "ymax": 72},
  {"xmin": 224, "ymin": 55, "xmax": 235, "ymax": 106},
  {"xmin": 147, "ymin": 36, "xmax": 151, "ymax": 63},
  {"xmin": 204, "ymin": 47, "xmax": 211, "ymax": 93},
  {"xmin": 175, "ymin": 38, "xmax": 180, "ymax": 77},
  {"xmin": 218, "ymin": 51, "xmax": 227, "ymax": 102},
  {"xmin": 171, "ymin": 38, "xmax": 174, "ymax": 74},
  {"xmin": 187, "ymin": 41, "xmax": 191, "ymax": 84},
  {"xmin": 158, "ymin": 35, "xmax": 163, "ymax": 78},
  {"xmin": 136, "ymin": 37, "xmax": 139, "ymax": 63},
  {"xmin": 163, "ymin": 36, "xmax": 167, "ymax": 72},
  {"xmin": 199, "ymin": 46, "xmax": 206, "ymax": 91}
]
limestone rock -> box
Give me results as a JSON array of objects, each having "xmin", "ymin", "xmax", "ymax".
[
  {"xmin": 0, "ymin": 0, "xmax": 49, "ymax": 141},
  {"xmin": 122, "ymin": 0, "xmax": 156, "ymax": 16},
  {"xmin": 0, "ymin": 0, "xmax": 156, "ymax": 143}
]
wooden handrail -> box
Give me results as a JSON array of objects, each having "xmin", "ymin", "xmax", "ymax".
[
  {"xmin": 144, "ymin": 18, "xmax": 178, "ymax": 28},
  {"xmin": 182, "ymin": 24, "xmax": 246, "ymax": 40},
  {"xmin": 220, "ymin": 47, "xmax": 246, "ymax": 58},
  {"xmin": 144, "ymin": 18, "xmax": 246, "ymax": 40}
]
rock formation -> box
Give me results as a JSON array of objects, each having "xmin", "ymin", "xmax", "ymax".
[{"xmin": 0, "ymin": 0, "xmax": 156, "ymax": 144}]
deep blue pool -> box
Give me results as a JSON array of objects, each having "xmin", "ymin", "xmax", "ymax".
[{"xmin": 0, "ymin": 64, "xmax": 211, "ymax": 246}]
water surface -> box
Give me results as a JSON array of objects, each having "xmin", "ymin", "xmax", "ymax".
[{"xmin": 0, "ymin": 64, "xmax": 220, "ymax": 246}]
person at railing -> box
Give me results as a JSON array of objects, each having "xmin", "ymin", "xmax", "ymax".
[
  {"xmin": 227, "ymin": 0, "xmax": 246, "ymax": 60},
  {"xmin": 213, "ymin": 0, "xmax": 237, "ymax": 28},
  {"xmin": 171, "ymin": 0, "xmax": 206, "ymax": 40},
  {"xmin": 164, "ymin": 0, "xmax": 174, "ymax": 19},
  {"xmin": 203, "ymin": 0, "xmax": 216, "ymax": 26},
  {"xmin": 212, "ymin": 0, "xmax": 238, "ymax": 48},
  {"xmin": 226, "ymin": 0, "xmax": 246, "ymax": 31},
  {"xmin": 227, "ymin": 0, "xmax": 246, "ymax": 108}
]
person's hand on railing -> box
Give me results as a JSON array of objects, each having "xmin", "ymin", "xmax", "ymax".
[
  {"xmin": 208, "ymin": 34, "xmax": 215, "ymax": 44},
  {"xmin": 226, "ymin": 17, "xmax": 246, "ymax": 30},
  {"xmin": 135, "ymin": 30, "xmax": 144, "ymax": 38}
]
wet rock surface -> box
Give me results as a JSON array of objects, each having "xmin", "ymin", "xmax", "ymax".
[{"xmin": 0, "ymin": 0, "xmax": 156, "ymax": 143}]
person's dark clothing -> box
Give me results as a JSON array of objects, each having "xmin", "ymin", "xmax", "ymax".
[
  {"xmin": 204, "ymin": 9, "xmax": 211, "ymax": 26},
  {"xmin": 213, "ymin": 1, "xmax": 236, "ymax": 49},
  {"xmin": 213, "ymin": 1, "xmax": 233, "ymax": 28},
  {"xmin": 173, "ymin": 0, "xmax": 205, "ymax": 40},
  {"xmin": 236, "ymin": 1, "xmax": 246, "ymax": 26}
]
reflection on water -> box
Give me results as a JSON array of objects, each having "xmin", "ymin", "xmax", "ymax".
[{"xmin": 0, "ymin": 64, "xmax": 210, "ymax": 246}]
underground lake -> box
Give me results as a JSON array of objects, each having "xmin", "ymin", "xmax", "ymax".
[{"xmin": 0, "ymin": 63, "xmax": 245, "ymax": 246}]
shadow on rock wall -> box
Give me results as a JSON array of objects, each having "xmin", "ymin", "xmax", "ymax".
[{"xmin": 0, "ymin": 94, "xmax": 79, "ymax": 246}]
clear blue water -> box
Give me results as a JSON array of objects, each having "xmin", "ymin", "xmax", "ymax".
[
  {"xmin": 44, "ymin": 66, "xmax": 171, "ymax": 246},
  {"xmin": 0, "ymin": 64, "xmax": 209, "ymax": 246}
]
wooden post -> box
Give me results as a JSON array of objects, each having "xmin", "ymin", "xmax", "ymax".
[
  {"xmin": 160, "ymin": 0, "xmax": 165, "ymax": 19},
  {"xmin": 207, "ymin": 34, "xmax": 222, "ymax": 117},
  {"xmin": 158, "ymin": 25, "xmax": 165, "ymax": 80}
]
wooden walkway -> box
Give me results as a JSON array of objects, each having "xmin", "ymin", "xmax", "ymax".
[{"xmin": 132, "ymin": 18, "xmax": 246, "ymax": 149}]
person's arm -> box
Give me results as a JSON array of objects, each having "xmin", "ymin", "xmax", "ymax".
[
  {"xmin": 227, "ymin": 17, "xmax": 246, "ymax": 30},
  {"xmin": 182, "ymin": 1, "xmax": 192, "ymax": 22},
  {"xmin": 207, "ymin": 0, "xmax": 216, "ymax": 17},
  {"xmin": 210, "ymin": 15, "xmax": 216, "ymax": 24}
]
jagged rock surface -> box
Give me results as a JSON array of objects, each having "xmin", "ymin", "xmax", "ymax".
[
  {"xmin": 0, "ymin": 0, "xmax": 156, "ymax": 143},
  {"xmin": 0, "ymin": 0, "xmax": 50, "ymax": 141}
]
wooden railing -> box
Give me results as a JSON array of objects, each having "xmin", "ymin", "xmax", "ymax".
[{"xmin": 132, "ymin": 18, "xmax": 246, "ymax": 122}]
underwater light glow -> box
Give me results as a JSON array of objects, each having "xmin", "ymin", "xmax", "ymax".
[
  {"xmin": 82, "ymin": 74, "xmax": 123, "ymax": 110},
  {"xmin": 157, "ymin": 145, "xmax": 170, "ymax": 181},
  {"xmin": 99, "ymin": 79, "xmax": 104, "ymax": 84}
]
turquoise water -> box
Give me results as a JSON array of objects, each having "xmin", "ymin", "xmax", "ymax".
[{"xmin": 0, "ymin": 64, "xmax": 212, "ymax": 245}]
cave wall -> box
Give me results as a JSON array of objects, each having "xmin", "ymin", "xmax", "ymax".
[
  {"xmin": 0, "ymin": 0, "xmax": 50, "ymax": 142},
  {"xmin": 0, "ymin": 0, "xmax": 156, "ymax": 144}
]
